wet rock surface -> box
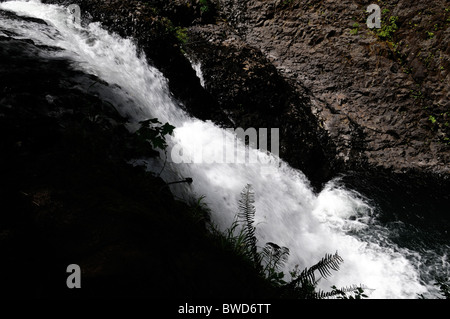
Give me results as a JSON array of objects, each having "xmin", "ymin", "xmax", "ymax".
[
  {"xmin": 215, "ymin": 0, "xmax": 449, "ymax": 177},
  {"xmin": 62, "ymin": 1, "xmax": 450, "ymax": 184},
  {"xmin": 40, "ymin": 0, "xmax": 449, "ymax": 208}
]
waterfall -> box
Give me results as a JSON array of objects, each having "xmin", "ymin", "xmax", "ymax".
[{"xmin": 1, "ymin": 0, "xmax": 447, "ymax": 298}]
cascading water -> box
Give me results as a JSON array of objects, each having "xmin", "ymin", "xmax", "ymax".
[{"xmin": 1, "ymin": 0, "xmax": 448, "ymax": 299}]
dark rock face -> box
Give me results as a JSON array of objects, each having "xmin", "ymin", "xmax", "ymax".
[
  {"xmin": 46, "ymin": 0, "xmax": 220, "ymax": 121},
  {"xmin": 42, "ymin": 0, "xmax": 449, "ymax": 187},
  {"xmin": 214, "ymin": 0, "xmax": 449, "ymax": 177}
]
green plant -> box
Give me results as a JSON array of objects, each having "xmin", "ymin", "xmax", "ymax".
[
  {"xmin": 377, "ymin": 16, "xmax": 399, "ymax": 40},
  {"xmin": 261, "ymin": 243, "xmax": 290, "ymax": 285},
  {"xmin": 199, "ymin": 0, "xmax": 210, "ymax": 13},
  {"xmin": 236, "ymin": 184, "xmax": 260, "ymax": 266},
  {"xmin": 435, "ymin": 277, "xmax": 450, "ymax": 298},
  {"xmin": 427, "ymin": 31, "xmax": 435, "ymax": 39},
  {"xmin": 282, "ymin": 0, "xmax": 294, "ymax": 7},
  {"xmin": 443, "ymin": 137, "xmax": 450, "ymax": 145},
  {"xmin": 233, "ymin": 184, "xmax": 289, "ymax": 285},
  {"xmin": 403, "ymin": 67, "xmax": 412, "ymax": 74},
  {"xmin": 222, "ymin": 184, "xmax": 368, "ymax": 298},
  {"xmin": 410, "ymin": 89, "xmax": 423, "ymax": 100},
  {"xmin": 135, "ymin": 118, "xmax": 175, "ymax": 151},
  {"xmin": 281, "ymin": 252, "xmax": 369, "ymax": 298},
  {"xmin": 158, "ymin": 16, "xmax": 189, "ymax": 48},
  {"xmin": 330, "ymin": 285, "xmax": 369, "ymax": 299},
  {"xmin": 350, "ymin": 22, "xmax": 360, "ymax": 35},
  {"xmin": 283, "ymin": 252, "xmax": 342, "ymax": 298},
  {"xmin": 188, "ymin": 195, "xmax": 211, "ymax": 225},
  {"xmin": 429, "ymin": 115, "xmax": 437, "ymax": 124},
  {"xmin": 419, "ymin": 277, "xmax": 450, "ymax": 299},
  {"xmin": 174, "ymin": 26, "xmax": 189, "ymax": 45},
  {"xmin": 422, "ymin": 51, "xmax": 435, "ymax": 67}
]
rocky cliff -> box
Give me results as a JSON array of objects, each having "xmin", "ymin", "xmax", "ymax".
[
  {"xmin": 45, "ymin": 0, "xmax": 449, "ymax": 188},
  {"xmin": 191, "ymin": 0, "xmax": 450, "ymax": 179}
]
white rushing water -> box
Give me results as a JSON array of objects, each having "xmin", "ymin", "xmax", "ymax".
[{"xmin": 1, "ymin": 0, "xmax": 446, "ymax": 298}]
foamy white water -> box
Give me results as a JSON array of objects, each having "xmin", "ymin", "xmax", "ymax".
[
  {"xmin": 189, "ymin": 58, "xmax": 205, "ymax": 88},
  {"xmin": 1, "ymin": 0, "xmax": 445, "ymax": 298}
]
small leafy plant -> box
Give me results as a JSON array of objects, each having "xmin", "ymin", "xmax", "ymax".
[
  {"xmin": 419, "ymin": 277, "xmax": 450, "ymax": 299},
  {"xmin": 350, "ymin": 22, "xmax": 360, "ymax": 35},
  {"xmin": 174, "ymin": 26, "xmax": 189, "ymax": 45},
  {"xmin": 377, "ymin": 16, "xmax": 399, "ymax": 40},
  {"xmin": 429, "ymin": 115, "xmax": 437, "ymax": 124},
  {"xmin": 435, "ymin": 277, "xmax": 450, "ymax": 299},
  {"xmin": 330, "ymin": 285, "xmax": 369, "ymax": 299},
  {"xmin": 199, "ymin": 0, "xmax": 210, "ymax": 13},
  {"xmin": 217, "ymin": 184, "xmax": 369, "ymax": 298},
  {"xmin": 135, "ymin": 118, "xmax": 175, "ymax": 151}
]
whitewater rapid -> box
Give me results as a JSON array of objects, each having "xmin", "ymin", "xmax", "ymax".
[{"xmin": 1, "ymin": 0, "xmax": 445, "ymax": 298}]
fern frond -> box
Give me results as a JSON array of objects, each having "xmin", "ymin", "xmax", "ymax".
[
  {"xmin": 320, "ymin": 284, "xmax": 370, "ymax": 299},
  {"xmin": 237, "ymin": 184, "xmax": 259, "ymax": 265},
  {"xmin": 314, "ymin": 285, "xmax": 358, "ymax": 299},
  {"xmin": 290, "ymin": 252, "xmax": 343, "ymax": 287},
  {"xmin": 261, "ymin": 242, "xmax": 290, "ymax": 272}
]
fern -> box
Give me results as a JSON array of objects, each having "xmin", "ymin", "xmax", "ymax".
[
  {"xmin": 261, "ymin": 242, "xmax": 290, "ymax": 273},
  {"xmin": 327, "ymin": 285, "xmax": 369, "ymax": 299},
  {"xmin": 283, "ymin": 252, "xmax": 346, "ymax": 299},
  {"xmin": 237, "ymin": 184, "xmax": 260, "ymax": 267},
  {"xmin": 221, "ymin": 184, "xmax": 369, "ymax": 298},
  {"xmin": 294, "ymin": 252, "xmax": 343, "ymax": 284},
  {"xmin": 261, "ymin": 242, "xmax": 290, "ymax": 284},
  {"xmin": 235, "ymin": 184, "xmax": 291, "ymax": 282}
]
